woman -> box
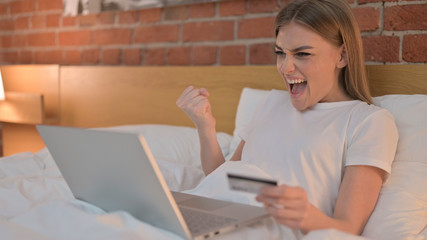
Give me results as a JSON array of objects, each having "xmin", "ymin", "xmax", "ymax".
[{"xmin": 176, "ymin": 0, "xmax": 398, "ymax": 237}]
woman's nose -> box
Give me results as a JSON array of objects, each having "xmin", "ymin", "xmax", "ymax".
[{"xmin": 280, "ymin": 56, "xmax": 295, "ymax": 75}]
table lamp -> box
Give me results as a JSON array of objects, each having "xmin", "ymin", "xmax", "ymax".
[{"xmin": 0, "ymin": 69, "xmax": 45, "ymax": 124}]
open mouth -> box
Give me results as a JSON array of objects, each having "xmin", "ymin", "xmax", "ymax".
[{"xmin": 287, "ymin": 79, "xmax": 307, "ymax": 95}]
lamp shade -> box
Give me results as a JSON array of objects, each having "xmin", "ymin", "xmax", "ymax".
[{"xmin": 0, "ymin": 70, "xmax": 5, "ymax": 101}]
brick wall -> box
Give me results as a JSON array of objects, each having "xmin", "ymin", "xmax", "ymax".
[{"xmin": 0, "ymin": 0, "xmax": 426, "ymax": 66}]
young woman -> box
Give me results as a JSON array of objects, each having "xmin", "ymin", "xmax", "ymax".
[{"xmin": 176, "ymin": 0, "xmax": 398, "ymax": 237}]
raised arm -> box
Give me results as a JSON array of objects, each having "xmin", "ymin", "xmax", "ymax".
[{"xmin": 176, "ymin": 86, "xmax": 226, "ymax": 175}]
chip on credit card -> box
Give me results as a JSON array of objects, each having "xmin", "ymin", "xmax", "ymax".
[{"xmin": 227, "ymin": 173, "xmax": 278, "ymax": 194}]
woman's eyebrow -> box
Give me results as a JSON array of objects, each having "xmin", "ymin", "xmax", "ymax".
[
  {"xmin": 275, "ymin": 44, "xmax": 313, "ymax": 52},
  {"xmin": 290, "ymin": 45, "xmax": 313, "ymax": 52}
]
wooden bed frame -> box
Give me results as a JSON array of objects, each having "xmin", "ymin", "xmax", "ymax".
[{"xmin": 1, "ymin": 64, "xmax": 426, "ymax": 156}]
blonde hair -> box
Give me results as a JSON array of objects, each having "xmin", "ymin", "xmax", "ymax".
[{"xmin": 275, "ymin": 0, "xmax": 372, "ymax": 104}]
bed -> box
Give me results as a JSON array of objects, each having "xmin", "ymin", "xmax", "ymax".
[{"xmin": 0, "ymin": 64, "xmax": 426, "ymax": 240}]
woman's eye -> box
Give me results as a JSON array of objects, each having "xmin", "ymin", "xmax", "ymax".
[
  {"xmin": 274, "ymin": 50, "xmax": 285, "ymax": 56},
  {"xmin": 296, "ymin": 52, "xmax": 311, "ymax": 57}
]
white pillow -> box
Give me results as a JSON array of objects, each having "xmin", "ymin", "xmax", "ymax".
[
  {"xmin": 98, "ymin": 124, "xmax": 232, "ymax": 168},
  {"xmin": 373, "ymin": 94, "xmax": 427, "ymax": 165},
  {"xmin": 228, "ymin": 88, "xmax": 270, "ymax": 158},
  {"xmin": 363, "ymin": 95, "xmax": 427, "ymax": 239},
  {"xmin": 372, "ymin": 94, "xmax": 427, "ymax": 201}
]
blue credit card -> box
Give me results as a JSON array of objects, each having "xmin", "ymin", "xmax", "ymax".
[{"xmin": 227, "ymin": 173, "xmax": 277, "ymax": 194}]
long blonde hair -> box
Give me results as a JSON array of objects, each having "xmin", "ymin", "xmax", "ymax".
[{"xmin": 275, "ymin": 0, "xmax": 372, "ymax": 104}]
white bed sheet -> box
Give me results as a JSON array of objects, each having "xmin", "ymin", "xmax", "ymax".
[{"xmin": 0, "ymin": 149, "xmax": 365, "ymax": 240}]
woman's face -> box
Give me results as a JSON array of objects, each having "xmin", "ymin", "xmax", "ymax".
[{"xmin": 275, "ymin": 22, "xmax": 349, "ymax": 111}]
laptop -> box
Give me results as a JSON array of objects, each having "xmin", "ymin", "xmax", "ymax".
[{"xmin": 37, "ymin": 125, "xmax": 269, "ymax": 240}]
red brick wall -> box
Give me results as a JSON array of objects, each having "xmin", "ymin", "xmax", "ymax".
[{"xmin": 0, "ymin": 0, "xmax": 426, "ymax": 65}]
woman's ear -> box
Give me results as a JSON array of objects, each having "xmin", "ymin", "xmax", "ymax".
[{"xmin": 337, "ymin": 45, "xmax": 348, "ymax": 69}]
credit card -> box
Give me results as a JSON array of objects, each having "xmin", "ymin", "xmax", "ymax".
[{"xmin": 227, "ymin": 173, "xmax": 277, "ymax": 194}]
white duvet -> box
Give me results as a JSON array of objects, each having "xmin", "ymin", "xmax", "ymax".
[{"xmin": 0, "ymin": 149, "xmax": 366, "ymax": 240}]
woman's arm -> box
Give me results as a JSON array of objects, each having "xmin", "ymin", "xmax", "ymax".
[
  {"xmin": 198, "ymin": 133, "xmax": 244, "ymax": 174},
  {"xmin": 329, "ymin": 165, "xmax": 385, "ymax": 234},
  {"xmin": 256, "ymin": 165, "xmax": 384, "ymax": 235},
  {"xmin": 177, "ymin": 86, "xmax": 233, "ymax": 175},
  {"xmin": 229, "ymin": 140, "xmax": 245, "ymax": 161},
  {"xmin": 197, "ymin": 125, "xmax": 226, "ymax": 175}
]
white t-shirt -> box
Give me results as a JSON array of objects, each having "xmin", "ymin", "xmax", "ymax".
[{"xmin": 240, "ymin": 90, "xmax": 398, "ymax": 216}]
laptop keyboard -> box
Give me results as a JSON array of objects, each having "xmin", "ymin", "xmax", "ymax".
[{"xmin": 179, "ymin": 207, "xmax": 238, "ymax": 234}]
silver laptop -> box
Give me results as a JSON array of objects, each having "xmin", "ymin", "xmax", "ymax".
[{"xmin": 37, "ymin": 125, "xmax": 269, "ymax": 240}]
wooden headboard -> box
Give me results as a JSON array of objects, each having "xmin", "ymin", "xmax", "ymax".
[
  {"xmin": 59, "ymin": 66, "xmax": 284, "ymax": 133},
  {"xmin": 1, "ymin": 64, "xmax": 426, "ymax": 156}
]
